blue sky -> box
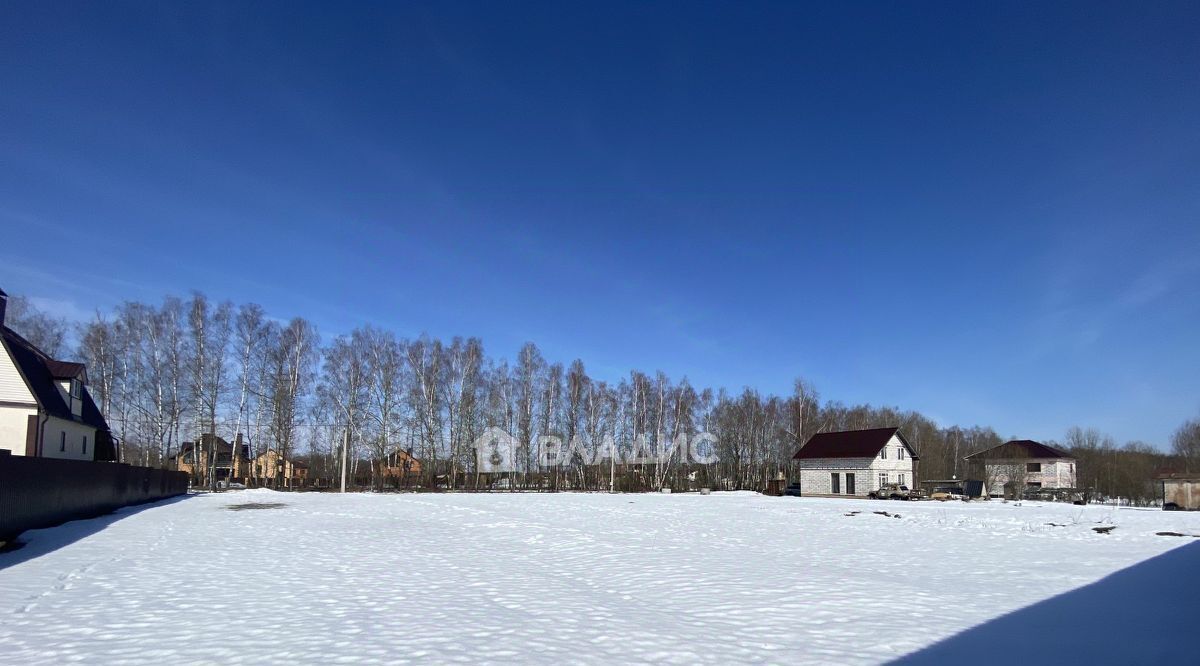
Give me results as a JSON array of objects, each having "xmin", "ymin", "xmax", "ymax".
[{"xmin": 1, "ymin": 1, "xmax": 1197, "ymax": 447}]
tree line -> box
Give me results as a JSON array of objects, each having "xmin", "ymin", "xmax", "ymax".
[{"xmin": 4, "ymin": 291, "xmax": 1198, "ymax": 500}]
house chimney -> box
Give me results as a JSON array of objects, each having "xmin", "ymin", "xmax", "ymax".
[{"xmin": 0, "ymin": 287, "xmax": 7, "ymax": 328}]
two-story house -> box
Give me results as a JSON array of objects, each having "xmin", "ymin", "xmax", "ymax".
[
  {"xmin": 172, "ymin": 433, "xmax": 252, "ymax": 484},
  {"xmin": 0, "ymin": 289, "xmax": 116, "ymax": 461},
  {"xmin": 792, "ymin": 427, "xmax": 919, "ymax": 496},
  {"xmin": 253, "ymin": 448, "xmax": 308, "ymax": 487},
  {"xmin": 382, "ymin": 447, "xmax": 423, "ymax": 481},
  {"xmin": 964, "ymin": 440, "xmax": 1077, "ymax": 498}
]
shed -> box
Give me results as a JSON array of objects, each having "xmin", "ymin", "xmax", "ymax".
[
  {"xmin": 1159, "ymin": 473, "xmax": 1200, "ymax": 511},
  {"xmin": 920, "ymin": 479, "xmax": 987, "ymax": 499}
]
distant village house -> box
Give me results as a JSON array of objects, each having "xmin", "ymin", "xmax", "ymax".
[
  {"xmin": 964, "ymin": 440, "xmax": 1077, "ymax": 499},
  {"xmin": 792, "ymin": 427, "xmax": 918, "ymax": 496},
  {"xmin": 381, "ymin": 447, "xmax": 422, "ymax": 483},
  {"xmin": 253, "ymin": 448, "xmax": 308, "ymax": 487},
  {"xmin": 172, "ymin": 434, "xmax": 251, "ymax": 484}
]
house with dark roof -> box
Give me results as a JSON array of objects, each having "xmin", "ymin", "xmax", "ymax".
[
  {"xmin": 381, "ymin": 447, "xmax": 423, "ymax": 481},
  {"xmin": 964, "ymin": 440, "xmax": 1077, "ymax": 498},
  {"xmin": 0, "ymin": 288, "xmax": 116, "ymax": 461},
  {"xmin": 792, "ymin": 427, "xmax": 918, "ymax": 496},
  {"xmin": 171, "ymin": 433, "xmax": 252, "ymax": 484}
]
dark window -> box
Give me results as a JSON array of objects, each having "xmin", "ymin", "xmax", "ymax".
[
  {"xmin": 880, "ymin": 448, "xmax": 887, "ymax": 459},
  {"xmin": 830, "ymin": 473, "xmax": 840, "ymax": 494},
  {"xmin": 898, "ymin": 447, "xmax": 904, "ymax": 460},
  {"xmin": 1027, "ymin": 463, "xmax": 1041, "ymax": 472},
  {"xmin": 82, "ymin": 435, "xmax": 88, "ymax": 454},
  {"xmin": 60, "ymin": 432, "xmax": 66, "ymax": 452},
  {"xmin": 1026, "ymin": 482, "xmax": 1042, "ymax": 488},
  {"xmin": 846, "ymin": 473, "xmax": 856, "ymax": 495}
]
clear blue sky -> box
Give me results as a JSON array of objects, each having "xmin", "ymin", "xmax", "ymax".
[{"xmin": 1, "ymin": 2, "xmax": 1197, "ymax": 447}]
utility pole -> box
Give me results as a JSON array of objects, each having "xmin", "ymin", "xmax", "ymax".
[{"xmin": 609, "ymin": 444, "xmax": 615, "ymax": 493}]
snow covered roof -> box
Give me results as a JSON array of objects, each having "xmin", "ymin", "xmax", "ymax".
[
  {"xmin": 793, "ymin": 427, "xmax": 918, "ymax": 460},
  {"xmin": 964, "ymin": 440, "xmax": 1073, "ymax": 461}
]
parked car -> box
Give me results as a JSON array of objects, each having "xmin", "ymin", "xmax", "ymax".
[
  {"xmin": 869, "ymin": 483, "xmax": 912, "ymax": 500},
  {"xmin": 783, "ymin": 483, "xmax": 803, "ymax": 497}
]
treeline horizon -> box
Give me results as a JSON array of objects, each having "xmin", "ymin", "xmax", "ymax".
[{"xmin": 4, "ymin": 290, "xmax": 1198, "ymax": 503}]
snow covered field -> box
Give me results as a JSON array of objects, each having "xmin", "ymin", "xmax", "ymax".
[{"xmin": 2, "ymin": 490, "xmax": 1198, "ymax": 665}]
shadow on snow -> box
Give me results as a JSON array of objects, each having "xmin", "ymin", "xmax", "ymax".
[
  {"xmin": 0, "ymin": 494, "xmax": 192, "ymax": 571},
  {"xmin": 892, "ymin": 540, "xmax": 1200, "ymax": 665}
]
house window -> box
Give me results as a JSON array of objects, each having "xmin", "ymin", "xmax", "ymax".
[
  {"xmin": 60, "ymin": 432, "xmax": 66, "ymax": 452},
  {"xmin": 879, "ymin": 472, "xmax": 888, "ymax": 488},
  {"xmin": 846, "ymin": 473, "xmax": 856, "ymax": 495},
  {"xmin": 898, "ymin": 473, "xmax": 905, "ymax": 487},
  {"xmin": 1027, "ymin": 463, "xmax": 1041, "ymax": 472},
  {"xmin": 898, "ymin": 447, "xmax": 904, "ymax": 460},
  {"xmin": 70, "ymin": 379, "xmax": 81, "ymax": 400},
  {"xmin": 1027, "ymin": 482, "xmax": 1042, "ymax": 488},
  {"xmin": 82, "ymin": 436, "xmax": 88, "ymax": 454},
  {"xmin": 880, "ymin": 448, "xmax": 887, "ymax": 460},
  {"xmin": 830, "ymin": 473, "xmax": 841, "ymax": 494}
]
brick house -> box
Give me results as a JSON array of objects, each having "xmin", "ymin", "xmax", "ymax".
[
  {"xmin": 172, "ymin": 433, "xmax": 251, "ymax": 484},
  {"xmin": 792, "ymin": 427, "xmax": 919, "ymax": 496},
  {"xmin": 964, "ymin": 440, "xmax": 1077, "ymax": 498},
  {"xmin": 253, "ymin": 448, "xmax": 308, "ymax": 487}
]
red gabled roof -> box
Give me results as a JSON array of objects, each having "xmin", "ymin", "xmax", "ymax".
[
  {"xmin": 793, "ymin": 427, "xmax": 917, "ymax": 460},
  {"xmin": 44, "ymin": 359, "xmax": 87, "ymax": 380},
  {"xmin": 964, "ymin": 440, "xmax": 1073, "ymax": 460}
]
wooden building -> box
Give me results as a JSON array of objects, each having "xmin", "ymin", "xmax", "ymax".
[
  {"xmin": 1159, "ymin": 472, "xmax": 1200, "ymax": 511},
  {"xmin": 380, "ymin": 448, "xmax": 423, "ymax": 486}
]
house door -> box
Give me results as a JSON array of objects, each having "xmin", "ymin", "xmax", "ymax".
[
  {"xmin": 846, "ymin": 473, "xmax": 856, "ymax": 495},
  {"xmin": 830, "ymin": 473, "xmax": 840, "ymax": 494}
]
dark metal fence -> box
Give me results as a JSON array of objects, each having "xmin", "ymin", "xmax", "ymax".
[{"xmin": 0, "ymin": 451, "xmax": 189, "ymax": 540}]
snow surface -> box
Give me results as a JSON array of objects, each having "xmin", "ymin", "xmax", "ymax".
[{"xmin": 2, "ymin": 490, "xmax": 1198, "ymax": 665}]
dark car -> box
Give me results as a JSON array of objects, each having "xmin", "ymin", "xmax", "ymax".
[{"xmin": 783, "ymin": 483, "xmax": 803, "ymax": 497}]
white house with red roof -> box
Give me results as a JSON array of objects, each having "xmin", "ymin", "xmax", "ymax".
[{"xmin": 792, "ymin": 427, "xmax": 919, "ymax": 496}]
